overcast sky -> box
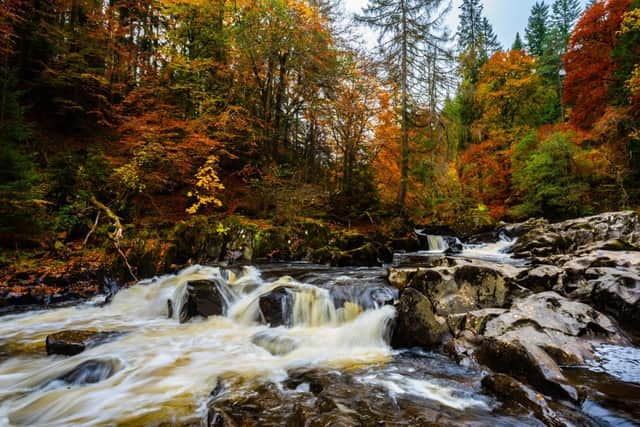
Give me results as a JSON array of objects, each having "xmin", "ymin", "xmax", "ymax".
[{"xmin": 342, "ymin": 0, "xmax": 591, "ymax": 49}]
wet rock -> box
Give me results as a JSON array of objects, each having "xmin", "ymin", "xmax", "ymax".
[
  {"xmin": 392, "ymin": 288, "xmax": 448, "ymax": 348},
  {"xmin": 329, "ymin": 285, "xmax": 397, "ymax": 312},
  {"xmin": 481, "ymin": 373, "xmax": 569, "ymax": 427},
  {"xmin": 517, "ymin": 265, "xmax": 564, "ymax": 292},
  {"xmin": 444, "ymin": 236, "xmax": 464, "ymax": 254},
  {"xmin": 511, "ymin": 211, "xmax": 640, "ymax": 260},
  {"xmin": 45, "ymin": 330, "xmax": 121, "ymax": 356},
  {"xmin": 56, "ymin": 359, "xmax": 117, "ymax": 385},
  {"xmin": 444, "ymin": 330, "xmax": 482, "ymax": 364},
  {"xmin": 179, "ymin": 280, "xmax": 226, "ymax": 323},
  {"xmin": 477, "ymin": 336, "xmax": 580, "ymax": 401},
  {"xmin": 259, "ymin": 286, "xmax": 293, "ymax": 327},
  {"xmin": 559, "ymin": 250, "xmax": 640, "ymax": 332},
  {"xmin": 447, "ymin": 308, "xmax": 507, "ymax": 336},
  {"xmin": 475, "ymin": 292, "xmax": 626, "ymax": 401},
  {"xmin": 391, "ymin": 259, "xmax": 520, "ymax": 319},
  {"xmin": 251, "ymin": 331, "xmax": 298, "ymax": 356}
]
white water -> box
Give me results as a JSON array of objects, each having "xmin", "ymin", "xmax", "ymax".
[
  {"xmin": 459, "ymin": 235, "xmax": 517, "ymax": 264},
  {"xmin": 0, "ymin": 265, "xmax": 481, "ymax": 426},
  {"xmin": 415, "ymin": 229, "xmax": 449, "ymax": 253}
]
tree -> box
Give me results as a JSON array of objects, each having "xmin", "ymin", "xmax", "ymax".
[
  {"xmin": 551, "ymin": 0, "xmax": 582, "ymax": 47},
  {"xmin": 457, "ymin": 0, "xmax": 484, "ymax": 60},
  {"xmin": 564, "ymin": 0, "xmax": 632, "ymax": 128},
  {"xmin": 512, "ymin": 32, "xmax": 524, "ymax": 51},
  {"xmin": 526, "ymin": 1, "xmax": 550, "ymax": 56},
  {"xmin": 356, "ymin": 0, "xmax": 449, "ymax": 209},
  {"xmin": 481, "ymin": 17, "xmax": 501, "ymax": 55},
  {"xmin": 511, "ymin": 132, "xmax": 588, "ymax": 219},
  {"xmin": 323, "ymin": 56, "xmax": 380, "ymax": 195},
  {"xmin": 476, "ymin": 50, "xmax": 554, "ymax": 135},
  {"xmin": 457, "ymin": 0, "xmax": 500, "ymax": 81}
]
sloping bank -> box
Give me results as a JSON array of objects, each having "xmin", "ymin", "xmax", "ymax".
[{"xmin": 1, "ymin": 216, "xmax": 415, "ymax": 314}]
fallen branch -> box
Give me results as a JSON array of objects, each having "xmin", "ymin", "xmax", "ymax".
[
  {"xmin": 89, "ymin": 196, "xmax": 138, "ymax": 282},
  {"xmin": 83, "ymin": 211, "xmax": 101, "ymax": 247}
]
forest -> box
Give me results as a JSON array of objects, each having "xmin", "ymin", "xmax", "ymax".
[
  {"xmin": 2, "ymin": 1, "xmax": 640, "ymax": 425},
  {"xmin": 0, "ymin": 0, "xmax": 639, "ymax": 264}
]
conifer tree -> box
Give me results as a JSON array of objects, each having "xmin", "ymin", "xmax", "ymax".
[
  {"xmin": 481, "ymin": 17, "xmax": 502, "ymax": 56},
  {"xmin": 357, "ymin": 0, "xmax": 449, "ymax": 208},
  {"xmin": 526, "ymin": 1, "xmax": 550, "ymax": 56},
  {"xmin": 512, "ymin": 32, "xmax": 524, "ymax": 50},
  {"xmin": 551, "ymin": 0, "xmax": 583, "ymax": 47},
  {"xmin": 457, "ymin": 0, "xmax": 484, "ymax": 52}
]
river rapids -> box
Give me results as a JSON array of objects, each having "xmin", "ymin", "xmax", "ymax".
[{"xmin": 0, "ymin": 237, "xmax": 637, "ymax": 426}]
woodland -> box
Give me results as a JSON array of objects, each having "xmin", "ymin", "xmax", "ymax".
[{"xmin": 0, "ymin": 0, "xmax": 639, "ymax": 276}]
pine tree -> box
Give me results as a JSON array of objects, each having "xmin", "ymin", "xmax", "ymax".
[
  {"xmin": 526, "ymin": 1, "xmax": 550, "ymax": 56},
  {"xmin": 457, "ymin": 0, "xmax": 501, "ymax": 82},
  {"xmin": 551, "ymin": 0, "xmax": 582, "ymax": 47},
  {"xmin": 481, "ymin": 17, "xmax": 502, "ymax": 56},
  {"xmin": 512, "ymin": 32, "xmax": 524, "ymax": 50},
  {"xmin": 457, "ymin": 0, "xmax": 484, "ymax": 52},
  {"xmin": 357, "ymin": 0, "xmax": 449, "ymax": 208}
]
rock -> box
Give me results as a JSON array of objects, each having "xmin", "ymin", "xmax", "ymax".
[
  {"xmin": 387, "ymin": 268, "xmax": 420, "ymax": 291},
  {"xmin": 393, "ymin": 259, "xmax": 521, "ymax": 318},
  {"xmin": 45, "ymin": 330, "xmax": 121, "ymax": 356},
  {"xmin": 447, "ymin": 308, "xmax": 507, "ymax": 336},
  {"xmin": 56, "ymin": 359, "xmax": 117, "ymax": 385},
  {"xmin": 589, "ymin": 267, "xmax": 640, "ymax": 328},
  {"xmin": 259, "ymin": 286, "xmax": 293, "ymax": 327},
  {"xmin": 477, "ymin": 336, "xmax": 580, "ymax": 401},
  {"xmin": 558, "ymin": 250, "xmax": 640, "ymax": 332},
  {"xmin": 481, "ymin": 373, "xmax": 572, "ymax": 427},
  {"xmin": 391, "ymin": 288, "xmax": 448, "ymax": 348},
  {"xmin": 443, "ymin": 236, "xmax": 464, "ymax": 254},
  {"xmin": 475, "ymin": 292, "xmax": 626, "ymax": 401},
  {"xmin": 511, "ymin": 211, "xmax": 640, "ymax": 260},
  {"xmin": 444, "ymin": 330, "xmax": 482, "ymax": 364},
  {"xmin": 517, "ymin": 265, "xmax": 564, "ymax": 292},
  {"xmin": 252, "ymin": 331, "xmax": 299, "ymax": 356},
  {"xmin": 179, "ymin": 280, "xmax": 226, "ymax": 323}
]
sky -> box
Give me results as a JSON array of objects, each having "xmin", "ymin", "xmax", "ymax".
[{"xmin": 342, "ymin": 0, "xmax": 591, "ymax": 49}]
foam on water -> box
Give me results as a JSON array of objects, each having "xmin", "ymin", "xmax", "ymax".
[{"xmin": 0, "ymin": 265, "xmax": 409, "ymax": 426}]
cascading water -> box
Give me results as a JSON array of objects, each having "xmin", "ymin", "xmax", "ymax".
[
  {"xmin": 427, "ymin": 235, "xmax": 448, "ymax": 252},
  {"xmin": 2, "ymin": 264, "xmax": 490, "ymax": 426}
]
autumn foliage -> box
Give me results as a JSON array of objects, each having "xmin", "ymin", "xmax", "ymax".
[{"xmin": 564, "ymin": 0, "xmax": 632, "ymax": 129}]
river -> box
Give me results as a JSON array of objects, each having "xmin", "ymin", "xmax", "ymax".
[{"xmin": 0, "ymin": 239, "xmax": 638, "ymax": 426}]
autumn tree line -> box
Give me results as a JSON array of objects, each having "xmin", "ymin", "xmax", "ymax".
[{"xmin": 0, "ymin": 0, "xmax": 639, "ymax": 247}]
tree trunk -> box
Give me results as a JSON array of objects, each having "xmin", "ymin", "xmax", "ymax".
[{"xmin": 398, "ymin": 0, "xmax": 409, "ymax": 210}]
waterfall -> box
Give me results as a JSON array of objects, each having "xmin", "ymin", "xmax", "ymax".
[
  {"xmin": 0, "ymin": 264, "xmax": 497, "ymax": 427},
  {"xmin": 426, "ymin": 235, "xmax": 448, "ymax": 252}
]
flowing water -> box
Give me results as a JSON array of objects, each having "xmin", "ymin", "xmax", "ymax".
[
  {"xmin": 0, "ymin": 260, "xmax": 518, "ymax": 427},
  {"xmin": 0, "ymin": 240, "xmax": 637, "ymax": 426}
]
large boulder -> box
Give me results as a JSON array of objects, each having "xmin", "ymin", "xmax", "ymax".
[
  {"xmin": 178, "ymin": 280, "xmax": 227, "ymax": 323},
  {"xmin": 516, "ymin": 265, "xmax": 564, "ymax": 293},
  {"xmin": 474, "ymin": 292, "xmax": 626, "ymax": 401},
  {"xmin": 391, "ymin": 288, "xmax": 448, "ymax": 348},
  {"xmin": 557, "ymin": 250, "xmax": 640, "ymax": 332},
  {"xmin": 45, "ymin": 330, "xmax": 121, "ymax": 356},
  {"xmin": 389, "ymin": 259, "xmax": 521, "ymax": 318}
]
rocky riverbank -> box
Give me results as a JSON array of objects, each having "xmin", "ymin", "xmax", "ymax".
[
  {"xmin": 0, "ymin": 215, "xmax": 413, "ymax": 315},
  {"xmin": 389, "ymin": 210, "xmax": 640, "ymax": 424}
]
